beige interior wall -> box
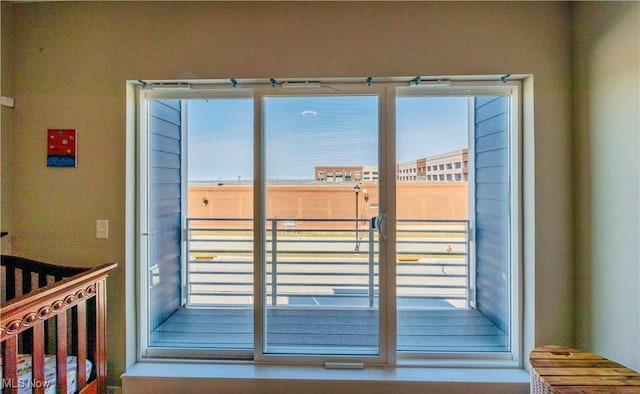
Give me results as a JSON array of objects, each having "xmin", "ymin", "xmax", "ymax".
[
  {"xmin": 573, "ymin": 2, "xmax": 640, "ymax": 371},
  {"xmin": 1, "ymin": 2, "xmax": 14, "ymax": 253},
  {"xmin": 4, "ymin": 1, "xmax": 575, "ymax": 385}
]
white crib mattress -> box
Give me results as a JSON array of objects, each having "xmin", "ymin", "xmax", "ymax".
[{"xmin": 0, "ymin": 354, "xmax": 93, "ymax": 394}]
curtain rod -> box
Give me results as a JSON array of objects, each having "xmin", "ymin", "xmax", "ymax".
[{"xmin": 138, "ymin": 75, "xmax": 516, "ymax": 90}]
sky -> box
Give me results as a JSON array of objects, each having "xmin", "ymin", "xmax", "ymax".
[{"xmin": 187, "ymin": 95, "xmax": 469, "ymax": 181}]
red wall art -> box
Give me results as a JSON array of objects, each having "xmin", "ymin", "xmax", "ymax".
[{"xmin": 47, "ymin": 129, "xmax": 77, "ymax": 167}]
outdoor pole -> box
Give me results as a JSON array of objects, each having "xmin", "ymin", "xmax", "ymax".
[
  {"xmin": 363, "ymin": 190, "xmax": 369, "ymax": 216},
  {"xmin": 354, "ymin": 183, "xmax": 360, "ymax": 251}
]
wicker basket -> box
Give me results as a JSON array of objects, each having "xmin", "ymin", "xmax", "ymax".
[
  {"xmin": 529, "ymin": 367, "xmax": 553, "ymax": 394},
  {"xmin": 529, "ymin": 345, "xmax": 640, "ymax": 393}
]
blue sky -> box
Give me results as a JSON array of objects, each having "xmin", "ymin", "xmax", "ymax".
[
  {"xmin": 187, "ymin": 99, "xmax": 253, "ymax": 182},
  {"xmin": 187, "ymin": 96, "xmax": 468, "ymax": 181},
  {"xmin": 264, "ymin": 96, "xmax": 378, "ymax": 180}
]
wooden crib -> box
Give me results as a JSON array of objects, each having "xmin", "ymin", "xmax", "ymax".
[{"xmin": 1, "ymin": 255, "xmax": 116, "ymax": 394}]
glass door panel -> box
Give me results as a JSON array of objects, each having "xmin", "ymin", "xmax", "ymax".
[
  {"xmin": 148, "ymin": 97, "xmax": 254, "ymax": 350},
  {"xmin": 395, "ymin": 94, "xmax": 512, "ymax": 353},
  {"xmin": 146, "ymin": 99, "xmax": 184, "ymax": 348},
  {"xmin": 395, "ymin": 96, "xmax": 472, "ymax": 352},
  {"xmin": 263, "ymin": 95, "xmax": 380, "ymax": 355},
  {"xmin": 170, "ymin": 97, "xmax": 254, "ymax": 351}
]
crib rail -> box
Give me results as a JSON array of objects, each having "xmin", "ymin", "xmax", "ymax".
[
  {"xmin": 1, "ymin": 257, "xmax": 116, "ymax": 394},
  {"xmin": 1, "ymin": 255, "xmax": 87, "ymax": 302}
]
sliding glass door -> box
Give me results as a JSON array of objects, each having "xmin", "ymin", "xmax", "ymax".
[
  {"xmin": 260, "ymin": 93, "xmax": 384, "ymax": 357},
  {"xmin": 395, "ymin": 88, "xmax": 518, "ymax": 355},
  {"xmin": 137, "ymin": 80, "xmax": 520, "ymax": 365}
]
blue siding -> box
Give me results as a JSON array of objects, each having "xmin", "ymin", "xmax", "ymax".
[
  {"xmin": 474, "ymin": 96, "xmax": 510, "ymax": 335},
  {"xmin": 148, "ymin": 100, "xmax": 183, "ymax": 331}
]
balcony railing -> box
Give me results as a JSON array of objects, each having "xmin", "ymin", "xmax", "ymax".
[{"xmin": 186, "ymin": 218, "xmax": 469, "ymax": 309}]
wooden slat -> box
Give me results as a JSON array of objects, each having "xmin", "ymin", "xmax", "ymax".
[
  {"xmin": 2, "ymin": 335, "xmax": 19, "ymax": 394},
  {"xmin": 555, "ymin": 387, "xmax": 640, "ymax": 394},
  {"xmin": 535, "ymin": 367, "xmax": 638, "ymax": 376},
  {"xmin": 95, "ymin": 279, "xmax": 108, "ymax": 393},
  {"xmin": 32, "ymin": 322, "xmax": 45, "ymax": 394},
  {"xmin": 77, "ymin": 301, "xmax": 88, "ymax": 389},
  {"xmin": 532, "ymin": 359, "xmax": 625, "ymax": 368},
  {"xmin": 57, "ymin": 311, "xmax": 69, "ymax": 393},
  {"xmin": 530, "ymin": 351, "xmax": 604, "ymax": 360},
  {"xmin": 79, "ymin": 380, "xmax": 99, "ymax": 394},
  {"xmin": 530, "ymin": 346, "xmax": 640, "ymax": 392},
  {"xmin": 542, "ymin": 376, "xmax": 640, "ymax": 386}
]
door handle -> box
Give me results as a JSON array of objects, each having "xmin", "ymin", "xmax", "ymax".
[{"xmin": 371, "ymin": 213, "xmax": 387, "ymax": 241}]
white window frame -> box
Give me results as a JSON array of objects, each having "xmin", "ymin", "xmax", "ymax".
[
  {"xmin": 133, "ymin": 79, "xmax": 523, "ymax": 368},
  {"xmin": 254, "ymin": 85, "xmax": 391, "ymax": 366},
  {"xmin": 395, "ymin": 82, "xmax": 521, "ymax": 366}
]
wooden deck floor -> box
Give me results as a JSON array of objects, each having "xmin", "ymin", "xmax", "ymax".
[{"xmin": 150, "ymin": 307, "xmax": 509, "ymax": 353}]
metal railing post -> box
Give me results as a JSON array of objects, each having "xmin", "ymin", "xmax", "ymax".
[
  {"xmin": 185, "ymin": 218, "xmax": 191, "ymax": 307},
  {"xmin": 368, "ymin": 224, "xmax": 374, "ymax": 308},
  {"xmin": 271, "ymin": 219, "xmax": 278, "ymax": 306},
  {"xmin": 464, "ymin": 221, "xmax": 470, "ymax": 308}
]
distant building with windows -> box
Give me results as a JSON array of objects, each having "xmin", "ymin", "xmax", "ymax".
[
  {"xmin": 315, "ymin": 149, "xmax": 466, "ymax": 184},
  {"xmin": 361, "ymin": 166, "xmax": 379, "ymax": 182},
  {"xmin": 315, "ymin": 166, "xmax": 362, "ymax": 183},
  {"xmin": 314, "ymin": 165, "xmax": 379, "ymax": 183},
  {"xmin": 397, "ymin": 149, "xmax": 468, "ymax": 182},
  {"xmin": 397, "ymin": 160, "xmax": 419, "ymax": 182}
]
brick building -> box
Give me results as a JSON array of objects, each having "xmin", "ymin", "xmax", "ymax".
[{"xmin": 397, "ymin": 149, "xmax": 468, "ymax": 182}]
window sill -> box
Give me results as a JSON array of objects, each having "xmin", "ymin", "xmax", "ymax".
[{"xmin": 122, "ymin": 362, "xmax": 530, "ymax": 393}]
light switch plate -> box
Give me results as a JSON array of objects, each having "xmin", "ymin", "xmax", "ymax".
[
  {"xmin": 96, "ymin": 219, "xmax": 109, "ymax": 239},
  {"xmin": 1, "ymin": 96, "xmax": 15, "ymax": 108}
]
